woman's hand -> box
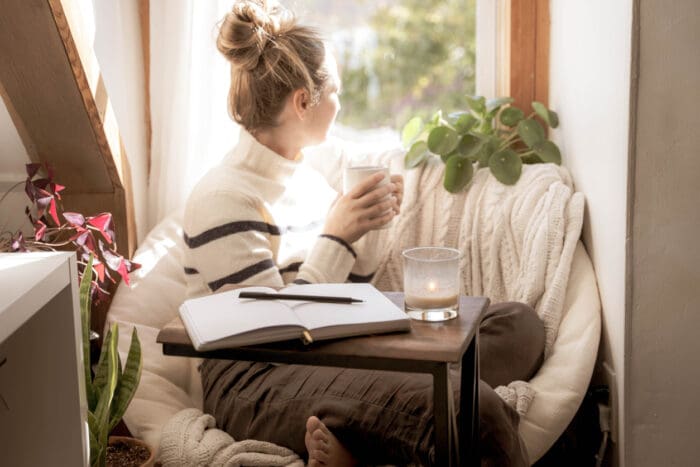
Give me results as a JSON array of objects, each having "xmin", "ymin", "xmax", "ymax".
[
  {"xmin": 390, "ymin": 174, "xmax": 403, "ymax": 214},
  {"xmin": 323, "ymin": 172, "xmax": 398, "ymax": 244}
]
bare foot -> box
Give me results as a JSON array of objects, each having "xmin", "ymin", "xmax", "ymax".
[{"xmin": 304, "ymin": 415, "xmax": 357, "ymax": 467}]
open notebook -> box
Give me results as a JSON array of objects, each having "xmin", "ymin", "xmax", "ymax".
[{"xmin": 179, "ymin": 283, "xmax": 411, "ymax": 351}]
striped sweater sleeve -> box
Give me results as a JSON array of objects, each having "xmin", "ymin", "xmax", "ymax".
[{"xmin": 183, "ymin": 190, "xmax": 356, "ymax": 294}]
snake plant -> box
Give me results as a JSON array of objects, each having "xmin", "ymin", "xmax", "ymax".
[{"xmin": 80, "ymin": 255, "xmax": 142, "ymax": 467}]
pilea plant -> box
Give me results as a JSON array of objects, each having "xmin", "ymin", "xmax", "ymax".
[
  {"xmin": 81, "ymin": 255, "xmax": 143, "ymax": 467},
  {"xmin": 401, "ymin": 95, "xmax": 561, "ymax": 192}
]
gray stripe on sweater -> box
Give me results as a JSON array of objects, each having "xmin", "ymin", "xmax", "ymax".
[
  {"xmin": 184, "ymin": 221, "xmax": 280, "ymax": 248},
  {"xmin": 207, "ymin": 258, "xmax": 276, "ymax": 291}
]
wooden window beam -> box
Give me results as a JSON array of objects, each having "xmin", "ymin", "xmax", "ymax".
[{"xmin": 507, "ymin": 0, "xmax": 550, "ymax": 109}]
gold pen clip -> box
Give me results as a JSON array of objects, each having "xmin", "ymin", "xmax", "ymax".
[{"xmin": 301, "ymin": 330, "xmax": 314, "ymax": 345}]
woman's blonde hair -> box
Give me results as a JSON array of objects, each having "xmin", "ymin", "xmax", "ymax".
[{"xmin": 217, "ymin": 0, "xmax": 328, "ymax": 131}]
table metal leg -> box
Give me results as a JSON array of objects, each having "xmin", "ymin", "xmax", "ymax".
[
  {"xmin": 433, "ymin": 363, "xmax": 452, "ymax": 466},
  {"xmin": 460, "ymin": 335, "xmax": 480, "ymax": 466}
]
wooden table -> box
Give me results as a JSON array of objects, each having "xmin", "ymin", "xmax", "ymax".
[{"xmin": 157, "ymin": 293, "xmax": 489, "ymax": 467}]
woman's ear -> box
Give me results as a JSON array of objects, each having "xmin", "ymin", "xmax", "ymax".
[{"xmin": 291, "ymin": 88, "xmax": 309, "ymax": 120}]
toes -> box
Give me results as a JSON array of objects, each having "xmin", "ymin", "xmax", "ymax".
[
  {"xmin": 312, "ymin": 428, "xmax": 329, "ymax": 444},
  {"xmin": 308, "ymin": 459, "xmax": 322, "ymax": 467},
  {"xmin": 306, "ymin": 415, "xmax": 322, "ymax": 433},
  {"xmin": 308, "ymin": 448, "xmax": 330, "ymax": 464}
]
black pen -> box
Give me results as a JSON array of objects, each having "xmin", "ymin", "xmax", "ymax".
[{"xmin": 238, "ymin": 291, "xmax": 363, "ymax": 304}]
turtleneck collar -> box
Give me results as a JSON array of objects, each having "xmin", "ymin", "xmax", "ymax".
[{"xmin": 224, "ymin": 128, "xmax": 303, "ymax": 204}]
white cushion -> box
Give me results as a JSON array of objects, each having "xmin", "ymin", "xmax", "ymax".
[
  {"xmin": 106, "ymin": 214, "xmax": 600, "ymax": 463},
  {"xmin": 106, "ymin": 212, "xmax": 202, "ymax": 455},
  {"xmin": 520, "ymin": 242, "xmax": 601, "ymax": 462}
]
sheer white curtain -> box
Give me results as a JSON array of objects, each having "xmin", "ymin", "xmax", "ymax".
[{"xmin": 148, "ymin": 0, "xmax": 239, "ymax": 230}]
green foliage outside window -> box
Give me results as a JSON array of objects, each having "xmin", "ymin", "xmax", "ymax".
[{"xmin": 330, "ymin": 0, "xmax": 476, "ymax": 129}]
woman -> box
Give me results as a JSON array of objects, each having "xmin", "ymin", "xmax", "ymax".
[{"xmin": 184, "ymin": 1, "xmax": 543, "ymax": 465}]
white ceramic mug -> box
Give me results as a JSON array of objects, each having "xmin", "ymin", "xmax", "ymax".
[{"xmin": 343, "ymin": 165, "xmax": 394, "ymax": 230}]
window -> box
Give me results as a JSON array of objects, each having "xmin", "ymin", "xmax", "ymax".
[{"xmin": 292, "ymin": 0, "xmax": 476, "ymax": 141}]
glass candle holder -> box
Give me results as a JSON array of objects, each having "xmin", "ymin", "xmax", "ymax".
[{"xmin": 402, "ymin": 247, "xmax": 461, "ymax": 321}]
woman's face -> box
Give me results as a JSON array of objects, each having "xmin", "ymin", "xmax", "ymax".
[{"xmin": 305, "ymin": 52, "xmax": 341, "ymax": 145}]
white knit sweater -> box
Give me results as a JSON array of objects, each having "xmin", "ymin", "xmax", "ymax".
[{"xmin": 182, "ymin": 129, "xmax": 382, "ymax": 298}]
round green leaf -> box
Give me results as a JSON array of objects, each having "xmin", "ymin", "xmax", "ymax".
[
  {"xmin": 401, "ymin": 116, "xmax": 423, "ymax": 147},
  {"xmin": 476, "ymin": 137, "xmax": 499, "ymax": 168},
  {"xmin": 486, "ymin": 97, "xmax": 515, "ymax": 113},
  {"xmin": 444, "ymin": 156, "xmax": 474, "ymax": 193},
  {"xmin": 522, "ymin": 154, "xmax": 543, "ymax": 164},
  {"xmin": 517, "ymin": 119, "xmax": 546, "ymax": 148},
  {"xmin": 450, "ymin": 113, "xmax": 477, "ymax": 134},
  {"xmin": 441, "ymin": 150, "xmax": 457, "ymax": 163},
  {"xmin": 548, "ymin": 110, "xmax": 560, "ymax": 128},
  {"xmin": 456, "ymin": 134, "xmax": 482, "ymax": 158},
  {"xmin": 465, "ymin": 95, "xmax": 486, "ymax": 115},
  {"xmin": 427, "ymin": 126, "xmax": 459, "ymax": 156},
  {"xmin": 532, "ymin": 101, "xmax": 560, "ymax": 128},
  {"xmin": 404, "ymin": 141, "xmax": 430, "ymax": 169},
  {"xmin": 488, "ymin": 149, "xmax": 523, "ymax": 185},
  {"xmin": 533, "ymin": 140, "xmax": 562, "ymax": 164},
  {"xmin": 499, "ymin": 107, "xmax": 525, "ymax": 127}
]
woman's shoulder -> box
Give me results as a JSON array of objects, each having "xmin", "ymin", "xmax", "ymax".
[{"xmin": 184, "ymin": 169, "xmax": 261, "ymax": 230}]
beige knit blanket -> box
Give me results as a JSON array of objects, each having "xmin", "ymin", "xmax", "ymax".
[
  {"xmin": 160, "ymin": 408, "xmax": 304, "ymax": 467},
  {"xmin": 371, "ymin": 159, "xmax": 584, "ymax": 414}
]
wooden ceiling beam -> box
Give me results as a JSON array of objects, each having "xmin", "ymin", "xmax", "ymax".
[{"xmin": 0, "ymin": 0, "xmax": 136, "ymax": 258}]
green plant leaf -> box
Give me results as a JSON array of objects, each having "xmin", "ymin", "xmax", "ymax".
[
  {"xmin": 80, "ymin": 255, "xmax": 96, "ymax": 409},
  {"xmin": 93, "ymin": 324, "xmax": 118, "ymax": 467},
  {"xmin": 465, "ymin": 95, "xmax": 486, "ymax": 115},
  {"xmin": 448, "ymin": 112, "xmax": 477, "ymax": 134},
  {"xmin": 109, "ymin": 327, "xmax": 142, "ymax": 433},
  {"xmin": 416, "ymin": 121, "xmax": 436, "ymax": 142},
  {"xmin": 404, "ymin": 141, "xmax": 430, "ymax": 169},
  {"xmin": 488, "ymin": 149, "xmax": 523, "ymax": 185},
  {"xmin": 522, "ymin": 153, "xmax": 544, "ymax": 164},
  {"xmin": 532, "ymin": 101, "xmax": 559, "ymax": 128},
  {"xmin": 430, "ymin": 110, "xmax": 443, "ymax": 125},
  {"xmin": 517, "ymin": 119, "xmax": 546, "ymax": 148},
  {"xmin": 427, "ymin": 126, "xmax": 459, "ymax": 156},
  {"xmin": 401, "ymin": 116, "xmax": 423, "ymax": 148},
  {"xmin": 87, "ymin": 412, "xmax": 102, "ymax": 467},
  {"xmin": 476, "ymin": 136, "xmax": 499, "ymax": 168},
  {"xmin": 444, "ymin": 156, "xmax": 474, "ymax": 193},
  {"xmin": 92, "ymin": 328, "xmax": 114, "ymax": 398},
  {"xmin": 533, "ymin": 140, "xmax": 562, "ymax": 164},
  {"xmin": 456, "ymin": 134, "xmax": 482, "ymax": 158},
  {"xmin": 486, "ymin": 97, "xmax": 514, "ymax": 113},
  {"xmin": 441, "ymin": 150, "xmax": 457, "ymax": 163},
  {"xmin": 499, "ymin": 107, "xmax": 525, "ymax": 127}
]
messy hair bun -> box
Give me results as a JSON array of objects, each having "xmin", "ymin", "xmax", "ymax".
[{"xmin": 217, "ymin": 0, "xmax": 328, "ymax": 130}]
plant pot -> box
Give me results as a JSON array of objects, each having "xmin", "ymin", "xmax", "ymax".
[{"xmin": 106, "ymin": 436, "xmax": 154, "ymax": 467}]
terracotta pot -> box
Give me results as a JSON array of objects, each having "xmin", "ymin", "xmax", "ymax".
[{"xmin": 107, "ymin": 436, "xmax": 155, "ymax": 467}]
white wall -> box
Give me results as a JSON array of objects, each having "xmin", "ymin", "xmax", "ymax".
[
  {"xmin": 627, "ymin": 0, "xmax": 700, "ymax": 464},
  {"xmin": 549, "ymin": 1, "xmax": 633, "ymax": 464},
  {"xmin": 0, "ymin": 99, "xmax": 32, "ymax": 236}
]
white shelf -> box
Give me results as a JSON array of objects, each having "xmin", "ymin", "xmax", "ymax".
[
  {"xmin": 0, "ymin": 252, "xmax": 74, "ymax": 343},
  {"xmin": 0, "ymin": 251, "xmax": 88, "ymax": 466}
]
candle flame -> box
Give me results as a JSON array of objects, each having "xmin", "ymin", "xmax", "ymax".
[{"xmin": 428, "ymin": 281, "xmax": 437, "ymax": 292}]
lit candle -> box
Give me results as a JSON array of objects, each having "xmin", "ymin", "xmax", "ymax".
[{"xmin": 404, "ymin": 279, "xmax": 458, "ymax": 310}]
